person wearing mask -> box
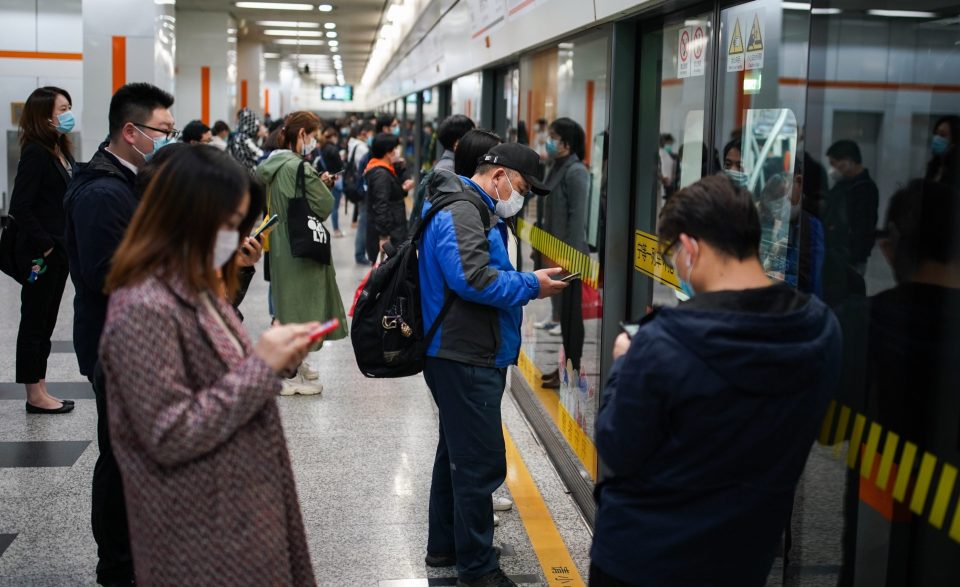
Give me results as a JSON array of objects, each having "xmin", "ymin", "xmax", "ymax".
[
  {"xmin": 590, "ymin": 175, "xmax": 842, "ymax": 587},
  {"xmin": 537, "ymin": 119, "xmax": 590, "ymax": 390},
  {"xmin": 346, "ymin": 123, "xmax": 373, "ymax": 255},
  {"xmin": 99, "ymin": 146, "xmax": 317, "ymax": 586},
  {"xmin": 435, "ymin": 114, "xmax": 476, "ymax": 173},
  {"xmin": 533, "ymin": 118, "xmax": 549, "ymax": 160},
  {"xmin": 722, "ymin": 139, "xmax": 747, "ymax": 187},
  {"xmin": 8, "ymin": 86, "xmax": 77, "ymax": 414},
  {"xmin": 315, "ymin": 125, "xmax": 345, "ymax": 237},
  {"xmin": 418, "ymin": 143, "xmax": 567, "ymax": 587},
  {"xmin": 228, "ymin": 108, "xmax": 263, "ymax": 173},
  {"xmin": 181, "ymin": 119, "xmax": 212, "ymax": 144},
  {"xmin": 925, "ymin": 115, "xmax": 960, "ymax": 191},
  {"xmin": 365, "ymin": 133, "xmax": 414, "ymax": 261},
  {"xmin": 825, "ymin": 140, "xmax": 880, "ymax": 276},
  {"xmin": 63, "ymin": 81, "xmax": 176, "ymax": 587},
  {"xmin": 256, "ymin": 111, "xmax": 348, "ymax": 394},
  {"xmin": 209, "ymin": 120, "xmax": 230, "ymax": 151},
  {"xmin": 354, "ymin": 117, "xmax": 399, "ymax": 264}
]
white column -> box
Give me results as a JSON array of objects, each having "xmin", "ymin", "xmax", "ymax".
[
  {"xmin": 81, "ymin": 0, "xmax": 175, "ymax": 159},
  {"xmin": 236, "ymin": 41, "xmax": 264, "ymax": 120},
  {"xmin": 175, "ymin": 10, "xmax": 232, "ymax": 128},
  {"xmin": 263, "ymin": 58, "xmax": 281, "ymax": 121}
]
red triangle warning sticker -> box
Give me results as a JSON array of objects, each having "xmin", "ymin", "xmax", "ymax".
[
  {"xmin": 747, "ymin": 14, "xmax": 763, "ymax": 52},
  {"xmin": 729, "ymin": 18, "xmax": 744, "ymax": 55}
]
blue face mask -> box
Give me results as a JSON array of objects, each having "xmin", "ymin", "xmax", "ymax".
[
  {"xmin": 366, "ymin": 136, "xmax": 374, "ymax": 146},
  {"xmin": 545, "ymin": 138, "xmax": 558, "ymax": 157},
  {"xmin": 55, "ymin": 111, "xmax": 75, "ymax": 134},
  {"xmin": 724, "ymin": 168, "xmax": 749, "ymax": 187},
  {"xmin": 133, "ymin": 126, "xmax": 173, "ymax": 162},
  {"xmin": 672, "ymin": 241, "xmax": 697, "ymax": 298},
  {"xmin": 391, "ymin": 125, "xmax": 401, "ymax": 137},
  {"xmin": 932, "ymin": 134, "xmax": 950, "ymax": 156}
]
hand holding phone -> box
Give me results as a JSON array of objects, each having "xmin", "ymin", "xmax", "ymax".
[
  {"xmin": 559, "ymin": 272, "xmax": 582, "ymax": 283},
  {"xmin": 308, "ymin": 318, "xmax": 341, "ymax": 343},
  {"xmin": 251, "ymin": 214, "xmax": 279, "ymax": 239},
  {"xmin": 619, "ymin": 321, "xmax": 640, "ymax": 339}
]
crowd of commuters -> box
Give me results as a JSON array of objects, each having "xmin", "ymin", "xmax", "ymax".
[{"xmin": 3, "ymin": 74, "xmax": 958, "ymax": 587}]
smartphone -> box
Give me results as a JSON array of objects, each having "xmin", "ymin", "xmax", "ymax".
[
  {"xmin": 559, "ymin": 272, "xmax": 582, "ymax": 283},
  {"xmin": 251, "ymin": 214, "xmax": 279, "ymax": 239},
  {"xmin": 308, "ymin": 318, "xmax": 341, "ymax": 343},
  {"xmin": 619, "ymin": 321, "xmax": 640, "ymax": 339}
]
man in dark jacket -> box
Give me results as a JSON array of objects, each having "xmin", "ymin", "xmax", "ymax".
[
  {"xmin": 63, "ymin": 82, "xmax": 175, "ymax": 586},
  {"xmin": 826, "ymin": 140, "xmax": 879, "ymax": 275},
  {"xmin": 418, "ymin": 143, "xmax": 568, "ymax": 587},
  {"xmin": 590, "ymin": 175, "xmax": 842, "ymax": 587}
]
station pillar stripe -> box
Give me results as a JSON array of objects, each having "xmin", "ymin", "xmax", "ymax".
[
  {"xmin": 584, "ymin": 80, "xmax": 594, "ymax": 165},
  {"xmin": 0, "ymin": 50, "xmax": 82, "ymax": 60},
  {"xmin": 111, "ymin": 36, "xmax": 126, "ymax": 93},
  {"xmin": 502, "ymin": 424, "xmax": 585, "ymax": 586},
  {"xmin": 241, "ymin": 79, "xmax": 248, "ymax": 109},
  {"xmin": 264, "ymin": 88, "xmax": 270, "ymax": 114},
  {"xmin": 201, "ymin": 66, "xmax": 210, "ymax": 125}
]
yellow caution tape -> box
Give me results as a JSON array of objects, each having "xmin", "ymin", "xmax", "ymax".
[{"xmin": 516, "ymin": 219, "xmax": 601, "ymax": 289}]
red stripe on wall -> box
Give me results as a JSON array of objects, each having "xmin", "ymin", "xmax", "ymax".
[
  {"xmin": 201, "ymin": 66, "xmax": 210, "ymax": 125},
  {"xmin": 241, "ymin": 80, "xmax": 248, "ymax": 109},
  {"xmin": 112, "ymin": 36, "xmax": 126, "ymax": 93}
]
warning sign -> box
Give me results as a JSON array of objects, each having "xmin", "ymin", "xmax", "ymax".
[
  {"xmin": 746, "ymin": 12, "xmax": 764, "ymax": 70},
  {"xmin": 691, "ymin": 25, "xmax": 706, "ymax": 77},
  {"xmin": 727, "ymin": 17, "xmax": 744, "ymax": 72},
  {"xmin": 678, "ymin": 27, "xmax": 691, "ymax": 79}
]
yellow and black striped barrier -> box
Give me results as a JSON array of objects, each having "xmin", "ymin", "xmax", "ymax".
[{"xmin": 516, "ymin": 219, "xmax": 600, "ymax": 290}]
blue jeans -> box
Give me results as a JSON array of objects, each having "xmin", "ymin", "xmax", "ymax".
[
  {"xmin": 331, "ymin": 183, "xmax": 343, "ymax": 231},
  {"xmin": 354, "ymin": 204, "xmax": 368, "ymax": 264},
  {"xmin": 423, "ymin": 357, "xmax": 507, "ymax": 581}
]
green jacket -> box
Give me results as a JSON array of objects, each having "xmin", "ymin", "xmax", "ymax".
[{"xmin": 257, "ymin": 150, "xmax": 348, "ymax": 342}]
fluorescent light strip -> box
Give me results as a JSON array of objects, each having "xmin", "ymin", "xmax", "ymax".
[
  {"xmin": 257, "ymin": 20, "xmax": 320, "ymax": 28},
  {"xmin": 274, "ymin": 38, "xmax": 325, "ymax": 45},
  {"xmin": 867, "ymin": 9, "xmax": 936, "ymax": 18},
  {"xmin": 234, "ymin": 2, "xmax": 314, "ymax": 10},
  {"xmin": 326, "ymin": 31, "xmax": 337, "ymax": 38},
  {"xmin": 264, "ymin": 29, "xmax": 324, "ymax": 36},
  {"xmin": 811, "ymin": 7, "xmax": 841, "ymax": 15},
  {"xmin": 782, "ymin": 2, "xmax": 810, "ymax": 10},
  {"xmin": 324, "ymin": 22, "xmax": 336, "ymax": 29},
  {"xmin": 318, "ymin": 3, "xmax": 333, "ymax": 12},
  {"xmin": 328, "ymin": 40, "xmax": 339, "ymax": 46},
  {"xmin": 264, "ymin": 52, "xmax": 280, "ymax": 58}
]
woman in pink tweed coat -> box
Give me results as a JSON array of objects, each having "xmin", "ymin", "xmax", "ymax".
[{"xmin": 99, "ymin": 146, "xmax": 319, "ymax": 586}]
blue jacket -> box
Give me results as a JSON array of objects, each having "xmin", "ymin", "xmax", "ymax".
[
  {"xmin": 418, "ymin": 170, "xmax": 540, "ymax": 368},
  {"xmin": 63, "ymin": 144, "xmax": 139, "ymax": 376},
  {"xmin": 592, "ymin": 284, "xmax": 842, "ymax": 586}
]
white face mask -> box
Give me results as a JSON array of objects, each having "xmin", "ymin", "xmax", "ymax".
[
  {"xmin": 493, "ymin": 172, "xmax": 525, "ymax": 218},
  {"xmin": 213, "ymin": 229, "xmax": 240, "ymax": 268},
  {"xmin": 301, "ymin": 136, "xmax": 317, "ymax": 156}
]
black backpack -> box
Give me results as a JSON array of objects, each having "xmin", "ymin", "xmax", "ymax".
[
  {"xmin": 342, "ymin": 143, "xmax": 364, "ymax": 204},
  {"xmin": 351, "ymin": 191, "xmax": 490, "ymax": 378}
]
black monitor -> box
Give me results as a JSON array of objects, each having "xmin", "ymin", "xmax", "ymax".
[{"xmin": 321, "ymin": 85, "xmax": 353, "ymax": 101}]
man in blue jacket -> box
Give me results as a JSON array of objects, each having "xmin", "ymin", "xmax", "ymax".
[
  {"xmin": 591, "ymin": 175, "xmax": 842, "ymax": 587},
  {"xmin": 418, "ymin": 143, "xmax": 568, "ymax": 587},
  {"xmin": 64, "ymin": 82, "xmax": 175, "ymax": 586}
]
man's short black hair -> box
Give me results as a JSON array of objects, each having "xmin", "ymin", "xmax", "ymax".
[
  {"xmin": 108, "ymin": 82, "xmax": 175, "ymax": 138},
  {"xmin": 376, "ymin": 115, "xmax": 397, "ymax": 133},
  {"xmin": 658, "ymin": 174, "xmax": 761, "ymax": 260},
  {"xmin": 360, "ymin": 122, "xmax": 375, "ymax": 134},
  {"xmin": 437, "ymin": 114, "xmax": 475, "ymax": 151},
  {"xmin": 181, "ymin": 120, "xmax": 211, "ymax": 143},
  {"xmin": 455, "ymin": 129, "xmax": 502, "ymax": 177},
  {"xmin": 211, "ymin": 120, "xmax": 230, "ymax": 135},
  {"xmin": 370, "ymin": 132, "xmax": 400, "ymax": 159},
  {"xmin": 826, "ymin": 139, "xmax": 862, "ymax": 164}
]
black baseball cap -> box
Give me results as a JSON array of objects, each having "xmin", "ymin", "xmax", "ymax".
[{"xmin": 479, "ymin": 143, "xmax": 550, "ymax": 196}]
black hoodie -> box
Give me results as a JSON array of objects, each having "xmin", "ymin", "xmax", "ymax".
[{"xmin": 63, "ymin": 143, "xmax": 139, "ymax": 377}]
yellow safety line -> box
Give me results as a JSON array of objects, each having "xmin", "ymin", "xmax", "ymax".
[{"xmin": 503, "ymin": 424, "xmax": 586, "ymax": 587}]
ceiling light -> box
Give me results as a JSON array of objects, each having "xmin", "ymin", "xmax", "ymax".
[
  {"xmin": 867, "ymin": 9, "xmax": 936, "ymax": 18},
  {"xmin": 324, "ymin": 22, "xmax": 336, "ymax": 29},
  {"xmin": 227, "ymin": 27, "xmax": 237, "ymax": 34},
  {"xmin": 330, "ymin": 46, "xmax": 338, "ymax": 52},
  {"xmin": 811, "ymin": 7, "xmax": 841, "ymax": 14},
  {"xmin": 328, "ymin": 40, "xmax": 339, "ymax": 46},
  {"xmin": 264, "ymin": 29, "xmax": 323, "ymax": 36},
  {"xmin": 227, "ymin": 36, "xmax": 237, "ymax": 43},
  {"xmin": 274, "ymin": 38, "xmax": 326, "ymax": 45},
  {"xmin": 326, "ymin": 31, "xmax": 337, "ymax": 38},
  {"xmin": 781, "ymin": 2, "xmax": 810, "ymax": 10},
  {"xmin": 235, "ymin": 2, "xmax": 315, "ymax": 10},
  {"xmin": 318, "ymin": 3, "xmax": 334, "ymax": 11},
  {"xmin": 264, "ymin": 52, "xmax": 280, "ymax": 58},
  {"xmin": 257, "ymin": 20, "xmax": 319, "ymax": 28},
  {"xmin": 386, "ymin": 4, "xmax": 401, "ymax": 22}
]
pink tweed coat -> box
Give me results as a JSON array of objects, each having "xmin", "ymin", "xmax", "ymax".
[{"xmin": 99, "ymin": 274, "xmax": 316, "ymax": 587}]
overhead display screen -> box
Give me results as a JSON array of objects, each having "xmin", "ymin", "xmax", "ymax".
[{"xmin": 321, "ymin": 85, "xmax": 353, "ymax": 101}]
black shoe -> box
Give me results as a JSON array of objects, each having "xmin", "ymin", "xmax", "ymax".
[
  {"xmin": 541, "ymin": 369, "xmax": 559, "ymax": 380},
  {"xmin": 425, "ymin": 547, "xmax": 501, "ymax": 568},
  {"xmin": 456, "ymin": 568, "xmax": 516, "ymax": 587},
  {"xmin": 25, "ymin": 401, "xmax": 74, "ymax": 414}
]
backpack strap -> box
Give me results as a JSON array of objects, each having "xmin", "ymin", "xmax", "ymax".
[{"xmin": 416, "ymin": 189, "xmax": 492, "ymax": 347}]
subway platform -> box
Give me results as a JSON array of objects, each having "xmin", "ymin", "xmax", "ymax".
[{"xmin": 0, "ymin": 225, "xmax": 593, "ymax": 586}]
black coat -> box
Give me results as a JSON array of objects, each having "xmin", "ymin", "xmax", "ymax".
[
  {"xmin": 8, "ymin": 142, "xmax": 75, "ymax": 258},
  {"xmin": 63, "ymin": 144, "xmax": 139, "ymax": 376},
  {"xmin": 364, "ymin": 165, "xmax": 408, "ymax": 260}
]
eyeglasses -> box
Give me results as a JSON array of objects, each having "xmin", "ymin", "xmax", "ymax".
[
  {"xmin": 134, "ymin": 123, "xmax": 181, "ymax": 141},
  {"xmin": 660, "ymin": 239, "xmax": 680, "ymax": 270}
]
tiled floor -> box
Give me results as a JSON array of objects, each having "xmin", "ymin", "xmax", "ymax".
[{"xmin": 0, "ymin": 217, "xmax": 592, "ymax": 586}]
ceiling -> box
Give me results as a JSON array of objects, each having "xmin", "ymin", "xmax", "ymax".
[{"xmin": 176, "ymin": 0, "xmax": 388, "ymax": 85}]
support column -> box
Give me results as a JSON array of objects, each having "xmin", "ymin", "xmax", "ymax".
[
  {"xmin": 263, "ymin": 58, "xmax": 281, "ymax": 122},
  {"xmin": 82, "ymin": 0, "xmax": 175, "ymax": 158},
  {"xmin": 175, "ymin": 11, "xmax": 233, "ymax": 127},
  {"xmin": 236, "ymin": 41, "xmax": 264, "ymax": 119}
]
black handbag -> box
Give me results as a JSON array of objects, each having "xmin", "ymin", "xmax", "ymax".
[{"xmin": 287, "ymin": 160, "xmax": 332, "ymax": 265}]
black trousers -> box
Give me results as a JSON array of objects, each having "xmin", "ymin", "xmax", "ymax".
[
  {"xmin": 559, "ymin": 279, "xmax": 585, "ymax": 371},
  {"xmin": 589, "ymin": 563, "xmax": 640, "ymax": 587},
  {"xmin": 90, "ymin": 364, "xmax": 134, "ymax": 584},
  {"xmin": 15, "ymin": 251, "xmax": 68, "ymax": 383}
]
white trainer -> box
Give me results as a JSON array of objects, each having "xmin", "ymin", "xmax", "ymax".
[
  {"xmin": 494, "ymin": 513, "xmax": 500, "ymax": 526},
  {"xmin": 547, "ymin": 324, "xmax": 563, "ymax": 336},
  {"xmin": 298, "ymin": 361, "xmax": 320, "ymax": 381},
  {"xmin": 493, "ymin": 496, "xmax": 514, "ymax": 511},
  {"xmin": 280, "ymin": 373, "xmax": 323, "ymax": 396},
  {"xmin": 534, "ymin": 319, "xmax": 558, "ymax": 330}
]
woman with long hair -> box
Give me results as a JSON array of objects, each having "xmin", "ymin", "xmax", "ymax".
[
  {"xmin": 8, "ymin": 86, "xmax": 77, "ymax": 414},
  {"xmin": 99, "ymin": 146, "xmax": 318, "ymax": 585},
  {"xmin": 257, "ymin": 111, "xmax": 348, "ymax": 395}
]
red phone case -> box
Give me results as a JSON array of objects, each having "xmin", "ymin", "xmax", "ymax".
[{"xmin": 309, "ymin": 318, "xmax": 340, "ymax": 343}]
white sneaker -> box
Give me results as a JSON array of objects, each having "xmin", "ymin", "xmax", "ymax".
[
  {"xmin": 534, "ymin": 319, "xmax": 558, "ymax": 330},
  {"xmin": 547, "ymin": 324, "xmax": 563, "ymax": 336},
  {"xmin": 493, "ymin": 496, "xmax": 514, "ymax": 511},
  {"xmin": 298, "ymin": 361, "xmax": 320, "ymax": 381},
  {"xmin": 280, "ymin": 373, "xmax": 323, "ymax": 396},
  {"xmin": 494, "ymin": 513, "xmax": 500, "ymax": 526}
]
